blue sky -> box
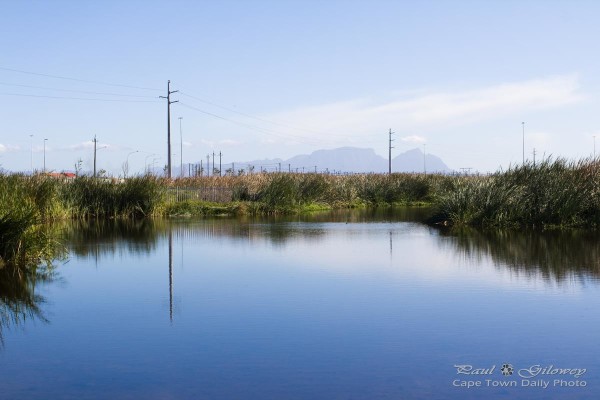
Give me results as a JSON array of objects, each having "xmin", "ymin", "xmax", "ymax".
[{"xmin": 1, "ymin": 0, "xmax": 599, "ymax": 174}]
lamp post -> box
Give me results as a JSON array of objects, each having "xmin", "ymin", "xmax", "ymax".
[
  {"xmin": 145, "ymin": 153, "xmax": 157, "ymax": 174},
  {"xmin": 29, "ymin": 134, "xmax": 33, "ymax": 173},
  {"xmin": 522, "ymin": 122, "xmax": 525, "ymax": 164},
  {"xmin": 178, "ymin": 117, "xmax": 183, "ymax": 177},
  {"xmin": 125, "ymin": 150, "xmax": 139, "ymax": 178},
  {"xmin": 43, "ymin": 138, "xmax": 48, "ymax": 172},
  {"xmin": 151, "ymin": 157, "xmax": 161, "ymax": 175}
]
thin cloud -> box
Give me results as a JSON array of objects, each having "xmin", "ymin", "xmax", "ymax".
[
  {"xmin": 0, "ymin": 143, "xmax": 19, "ymax": 153},
  {"xmin": 401, "ymin": 135, "xmax": 426, "ymax": 144},
  {"xmin": 67, "ymin": 141, "xmax": 121, "ymax": 151},
  {"xmin": 263, "ymin": 75, "xmax": 583, "ymax": 142}
]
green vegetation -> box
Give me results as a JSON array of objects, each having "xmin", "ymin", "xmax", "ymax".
[{"xmin": 431, "ymin": 158, "xmax": 600, "ymax": 228}]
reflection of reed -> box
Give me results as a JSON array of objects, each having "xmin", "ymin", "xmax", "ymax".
[
  {"xmin": 63, "ymin": 219, "xmax": 164, "ymax": 257},
  {"xmin": 0, "ymin": 264, "xmax": 54, "ymax": 347},
  {"xmin": 440, "ymin": 227, "xmax": 600, "ymax": 282},
  {"xmin": 61, "ymin": 208, "xmax": 433, "ymax": 260}
]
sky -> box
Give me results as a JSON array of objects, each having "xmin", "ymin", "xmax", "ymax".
[{"xmin": 0, "ymin": 0, "xmax": 599, "ymax": 175}]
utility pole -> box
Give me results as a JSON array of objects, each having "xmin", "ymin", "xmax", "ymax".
[
  {"xmin": 388, "ymin": 128, "xmax": 395, "ymax": 175},
  {"xmin": 533, "ymin": 148, "xmax": 537, "ymax": 166},
  {"xmin": 212, "ymin": 151, "xmax": 215, "ymax": 176},
  {"xmin": 278, "ymin": 162, "xmax": 281, "ymax": 173},
  {"xmin": 522, "ymin": 122, "xmax": 525, "ymax": 164},
  {"xmin": 219, "ymin": 151, "xmax": 222, "ymax": 176},
  {"xmin": 93, "ymin": 135, "xmax": 98, "ymax": 177},
  {"xmin": 159, "ymin": 80, "xmax": 178, "ymax": 179},
  {"xmin": 178, "ymin": 117, "xmax": 183, "ymax": 178},
  {"xmin": 207, "ymin": 154, "xmax": 210, "ymax": 176},
  {"xmin": 200, "ymin": 160, "xmax": 203, "ymax": 176},
  {"xmin": 288, "ymin": 164, "xmax": 291, "ymax": 173},
  {"xmin": 314, "ymin": 166, "xmax": 317, "ymax": 173}
]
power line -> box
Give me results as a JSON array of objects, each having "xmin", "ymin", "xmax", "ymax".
[
  {"xmin": 180, "ymin": 90, "xmax": 380, "ymax": 141},
  {"xmin": 178, "ymin": 102, "xmax": 323, "ymax": 146},
  {"xmin": 0, "ymin": 92, "xmax": 161, "ymax": 102},
  {"xmin": 0, "ymin": 81, "xmax": 157, "ymax": 97},
  {"xmin": 0, "ymin": 66, "xmax": 161, "ymax": 91}
]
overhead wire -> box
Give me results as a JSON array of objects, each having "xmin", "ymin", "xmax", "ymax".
[
  {"xmin": 179, "ymin": 91, "xmax": 380, "ymax": 140},
  {"xmin": 0, "ymin": 66, "xmax": 161, "ymax": 91},
  {"xmin": 178, "ymin": 102, "xmax": 325, "ymax": 146},
  {"xmin": 0, "ymin": 81, "xmax": 158, "ymax": 98},
  {"xmin": 0, "ymin": 92, "xmax": 161, "ymax": 102}
]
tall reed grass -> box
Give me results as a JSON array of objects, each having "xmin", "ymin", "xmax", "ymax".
[{"xmin": 431, "ymin": 158, "xmax": 600, "ymax": 228}]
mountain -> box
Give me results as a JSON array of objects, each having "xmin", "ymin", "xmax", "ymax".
[
  {"xmin": 282, "ymin": 147, "xmax": 451, "ymax": 173},
  {"xmin": 286, "ymin": 147, "xmax": 386, "ymax": 173},
  {"xmin": 177, "ymin": 146, "xmax": 452, "ymax": 175},
  {"xmin": 392, "ymin": 148, "xmax": 450, "ymax": 173}
]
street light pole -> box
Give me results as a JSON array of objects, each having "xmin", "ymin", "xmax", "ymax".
[
  {"xmin": 423, "ymin": 143, "xmax": 427, "ymax": 174},
  {"xmin": 179, "ymin": 117, "xmax": 183, "ymax": 178},
  {"xmin": 43, "ymin": 138, "xmax": 48, "ymax": 172},
  {"xmin": 145, "ymin": 153, "xmax": 157, "ymax": 174},
  {"xmin": 522, "ymin": 122, "xmax": 525, "ymax": 164},
  {"xmin": 125, "ymin": 150, "xmax": 139, "ymax": 178},
  {"xmin": 29, "ymin": 134, "xmax": 33, "ymax": 173}
]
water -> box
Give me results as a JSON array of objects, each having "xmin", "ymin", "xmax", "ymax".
[{"xmin": 1, "ymin": 209, "xmax": 599, "ymax": 399}]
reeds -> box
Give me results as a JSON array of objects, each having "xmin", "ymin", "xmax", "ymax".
[{"xmin": 431, "ymin": 158, "xmax": 600, "ymax": 228}]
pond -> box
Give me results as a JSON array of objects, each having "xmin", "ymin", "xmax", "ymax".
[{"xmin": 1, "ymin": 208, "xmax": 599, "ymax": 399}]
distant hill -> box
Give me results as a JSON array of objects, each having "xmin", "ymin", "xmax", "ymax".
[{"xmin": 177, "ymin": 146, "xmax": 452, "ymax": 175}]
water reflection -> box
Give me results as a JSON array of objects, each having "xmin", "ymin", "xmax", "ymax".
[
  {"xmin": 60, "ymin": 210, "xmax": 600, "ymax": 284},
  {"xmin": 440, "ymin": 227, "xmax": 600, "ymax": 282},
  {"xmin": 0, "ymin": 264, "xmax": 54, "ymax": 346}
]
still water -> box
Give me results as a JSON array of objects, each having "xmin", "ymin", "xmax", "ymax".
[{"xmin": 1, "ymin": 208, "xmax": 599, "ymax": 399}]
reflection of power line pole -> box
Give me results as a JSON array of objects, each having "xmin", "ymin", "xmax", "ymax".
[{"xmin": 168, "ymin": 229, "xmax": 173, "ymax": 324}]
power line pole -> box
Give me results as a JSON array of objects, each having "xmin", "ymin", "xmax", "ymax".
[
  {"xmin": 533, "ymin": 148, "xmax": 537, "ymax": 166},
  {"xmin": 212, "ymin": 151, "xmax": 215, "ymax": 176},
  {"xmin": 93, "ymin": 135, "xmax": 97, "ymax": 177},
  {"xmin": 206, "ymin": 154, "xmax": 210, "ymax": 176},
  {"xmin": 388, "ymin": 128, "xmax": 395, "ymax": 175},
  {"xmin": 219, "ymin": 151, "xmax": 222, "ymax": 176},
  {"xmin": 159, "ymin": 80, "xmax": 178, "ymax": 179}
]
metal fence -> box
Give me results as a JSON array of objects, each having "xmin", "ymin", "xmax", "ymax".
[{"xmin": 165, "ymin": 186, "xmax": 234, "ymax": 203}]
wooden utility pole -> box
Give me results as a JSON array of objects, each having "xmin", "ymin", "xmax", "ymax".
[{"xmin": 159, "ymin": 80, "xmax": 178, "ymax": 179}]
